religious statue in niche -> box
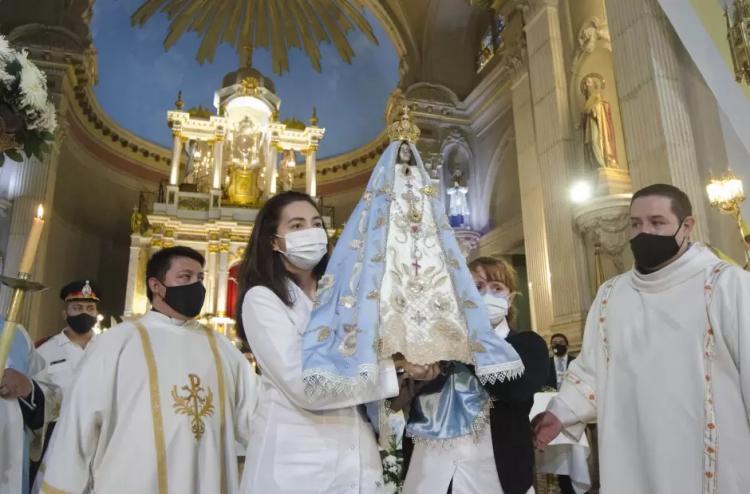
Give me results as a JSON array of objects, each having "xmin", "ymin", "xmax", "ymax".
[
  {"xmin": 447, "ymin": 180, "xmax": 470, "ymax": 228},
  {"xmin": 580, "ymin": 73, "xmax": 619, "ymax": 169},
  {"xmin": 302, "ymin": 104, "xmax": 522, "ymax": 397}
]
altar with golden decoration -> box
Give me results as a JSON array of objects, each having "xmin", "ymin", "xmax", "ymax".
[{"xmin": 123, "ymin": 66, "xmax": 326, "ymax": 337}]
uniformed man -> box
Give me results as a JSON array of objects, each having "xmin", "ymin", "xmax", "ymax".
[
  {"xmin": 31, "ymin": 280, "xmax": 100, "ymax": 484},
  {"xmin": 35, "ymin": 280, "xmax": 100, "ymax": 398}
]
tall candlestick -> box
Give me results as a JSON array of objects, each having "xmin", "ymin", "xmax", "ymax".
[
  {"xmin": 0, "ymin": 204, "xmax": 47, "ymax": 369},
  {"xmin": 19, "ymin": 204, "xmax": 44, "ymax": 275}
]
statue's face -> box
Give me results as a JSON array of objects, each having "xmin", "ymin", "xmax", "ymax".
[{"xmin": 398, "ymin": 142, "xmax": 412, "ymax": 163}]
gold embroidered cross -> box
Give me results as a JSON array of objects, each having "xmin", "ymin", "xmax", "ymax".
[{"xmin": 171, "ymin": 374, "xmax": 214, "ymax": 441}]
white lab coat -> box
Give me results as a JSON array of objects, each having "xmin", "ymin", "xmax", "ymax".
[{"xmin": 240, "ymin": 284, "xmax": 399, "ymax": 493}]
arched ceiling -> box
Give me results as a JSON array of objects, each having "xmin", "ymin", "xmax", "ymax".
[{"xmin": 90, "ymin": 0, "xmax": 401, "ymax": 159}]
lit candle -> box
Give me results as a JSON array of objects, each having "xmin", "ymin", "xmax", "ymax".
[{"xmin": 19, "ymin": 205, "xmax": 44, "ymax": 275}]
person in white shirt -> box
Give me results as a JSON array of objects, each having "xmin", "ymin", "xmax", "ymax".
[
  {"xmin": 533, "ymin": 184, "xmax": 750, "ymax": 494},
  {"xmin": 236, "ymin": 191, "xmax": 438, "ymax": 494},
  {"xmin": 546, "ymin": 333, "xmax": 574, "ymax": 392},
  {"xmin": 36, "ymin": 280, "xmax": 100, "ymax": 398},
  {"xmin": 40, "ymin": 246, "xmax": 256, "ymax": 493},
  {"xmin": 32, "ymin": 280, "xmax": 101, "ymax": 484}
]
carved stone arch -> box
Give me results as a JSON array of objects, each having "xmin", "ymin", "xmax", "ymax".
[
  {"xmin": 482, "ymin": 126, "xmax": 515, "ymax": 230},
  {"xmin": 405, "ymin": 82, "xmax": 460, "ymax": 108},
  {"xmin": 440, "ymin": 128, "xmax": 473, "ymax": 186},
  {"xmin": 7, "ymin": 24, "xmax": 88, "ymax": 52}
]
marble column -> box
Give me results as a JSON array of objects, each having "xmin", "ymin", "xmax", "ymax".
[
  {"xmin": 212, "ymin": 139, "xmax": 224, "ymax": 190},
  {"xmin": 204, "ymin": 247, "xmax": 218, "ymax": 315},
  {"xmin": 1, "ymin": 117, "xmax": 64, "ymax": 330},
  {"xmin": 123, "ymin": 238, "xmax": 142, "ymax": 317},
  {"xmin": 264, "ymin": 145, "xmax": 279, "ymax": 199},
  {"xmin": 523, "ymin": 0, "xmax": 590, "ymax": 341},
  {"xmin": 215, "ymin": 248, "xmax": 230, "ymax": 316},
  {"xmin": 604, "ymin": 0, "xmax": 709, "ymax": 240},
  {"xmin": 511, "ymin": 70, "xmax": 555, "ymax": 335},
  {"xmin": 169, "ymin": 133, "xmax": 183, "ymax": 186},
  {"xmin": 305, "ymin": 147, "xmax": 317, "ymax": 198}
]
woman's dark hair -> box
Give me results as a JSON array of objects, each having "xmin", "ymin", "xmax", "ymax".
[
  {"xmin": 398, "ymin": 140, "xmax": 418, "ymax": 167},
  {"xmin": 234, "ymin": 191, "xmax": 329, "ymax": 343}
]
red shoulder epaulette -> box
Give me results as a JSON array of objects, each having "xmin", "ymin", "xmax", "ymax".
[{"xmin": 35, "ymin": 335, "xmax": 53, "ymax": 348}]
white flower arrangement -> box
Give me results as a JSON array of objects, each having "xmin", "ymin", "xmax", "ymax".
[
  {"xmin": 0, "ymin": 34, "xmax": 57, "ymax": 165},
  {"xmin": 380, "ymin": 437, "xmax": 405, "ymax": 493}
]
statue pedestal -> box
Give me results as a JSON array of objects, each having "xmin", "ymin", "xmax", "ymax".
[
  {"xmin": 454, "ymin": 229, "xmax": 481, "ymax": 259},
  {"xmin": 574, "ymin": 194, "xmax": 632, "ymax": 296},
  {"xmin": 597, "ymin": 167, "xmax": 632, "ymax": 196}
]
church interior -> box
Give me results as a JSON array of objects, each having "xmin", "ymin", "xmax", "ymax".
[
  {"xmin": 3, "ymin": 0, "xmax": 750, "ymax": 492},
  {"xmin": 1, "ymin": 0, "xmax": 749, "ymax": 349}
]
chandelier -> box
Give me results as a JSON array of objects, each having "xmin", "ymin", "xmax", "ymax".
[{"xmin": 706, "ymin": 170, "xmax": 750, "ymax": 267}]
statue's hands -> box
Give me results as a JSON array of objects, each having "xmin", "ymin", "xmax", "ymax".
[{"xmin": 392, "ymin": 354, "xmax": 441, "ymax": 381}]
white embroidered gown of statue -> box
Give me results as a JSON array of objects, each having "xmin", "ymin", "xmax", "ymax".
[{"xmin": 378, "ymin": 163, "xmax": 473, "ymax": 365}]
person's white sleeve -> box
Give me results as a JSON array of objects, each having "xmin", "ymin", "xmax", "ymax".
[
  {"xmin": 547, "ymin": 285, "xmax": 608, "ymax": 440},
  {"xmin": 712, "ymin": 266, "xmax": 750, "ymax": 420},
  {"xmin": 225, "ymin": 342, "xmax": 257, "ymax": 450},
  {"xmin": 39, "ymin": 336, "xmax": 109, "ymax": 494},
  {"xmin": 243, "ymin": 287, "xmax": 398, "ymax": 411}
]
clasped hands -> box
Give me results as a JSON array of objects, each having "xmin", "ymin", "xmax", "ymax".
[
  {"xmin": 392, "ymin": 353, "xmax": 441, "ymax": 381},
  {"xmin": 0, "ymin": 368, "xmax": 33, "ymax": 400}
]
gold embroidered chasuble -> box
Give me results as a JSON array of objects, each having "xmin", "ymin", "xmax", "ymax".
[{"xmin": 40, "ymin": 311, "xmax": 256, "ymax": 494}]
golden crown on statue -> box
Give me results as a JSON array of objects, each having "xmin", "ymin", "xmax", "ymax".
[{"xmin": 387, "ymin": 104, "xmax": 421, "ymax": 143}]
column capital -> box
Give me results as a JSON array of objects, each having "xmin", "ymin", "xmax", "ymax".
[
  {"xmin": 523, "ymin": 0, "xmax": 559, "ymax": 25},
  {"xmin": 574, "ymin": 194, "xmax": 631, "ymax": 271}
]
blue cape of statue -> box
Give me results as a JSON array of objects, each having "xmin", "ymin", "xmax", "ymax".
[{"xmin": 301, "ymin": 140, "xmax": 524, "ymax": 440}]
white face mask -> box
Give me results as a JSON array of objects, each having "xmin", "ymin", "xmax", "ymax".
[
  {"xmin": 482, "ymin": 292, "xmax": 509, "ymax": 325},
  {"xmin": 276, "ymin": 227, "xmax": 328, "ymax": 271}
]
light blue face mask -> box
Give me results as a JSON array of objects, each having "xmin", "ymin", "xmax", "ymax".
[{"xmin": 482, "ymin": 292, "xmax": 509, "ymax": 324}]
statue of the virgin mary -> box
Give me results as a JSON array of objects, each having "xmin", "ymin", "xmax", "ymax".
[{"xmin": 303, "ymin": 105, "xmax": 523, "ymax": 399}]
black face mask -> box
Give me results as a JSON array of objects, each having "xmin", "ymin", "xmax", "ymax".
[
  {"xmin": 553, "ymin": 344, "xmax": 567, "ymax": 356},
  {"xmin": 162, "ymin": 281, "xmax": 206, "ymax": 318},
  {"xmin": 630, "ymin": 222, "xmax": 684, "ymax": 273},
  {"xmin": 67, "ymin": 313, "xmax": 97, "ymax": 334}
]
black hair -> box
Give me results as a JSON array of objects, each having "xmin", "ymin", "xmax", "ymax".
[
  {"xmin": 397, "ymin": 140, "xmax": 418, "ymax": 167},
  {"xmin": 234, "ymin": 191, "xmax": 329, "ymax": 343},
  {"xmin": 631, "ymin": 183, "xmax": 693, "ymax": 221},
  {"xmin": 550, "ymin": 333, "xmax": 569, "ymax": 345},
  {"xmin": 146, "ymin": 246, "xmax": 205, "ymax": 301}
]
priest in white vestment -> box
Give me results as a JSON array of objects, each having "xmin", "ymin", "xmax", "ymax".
[
  {"xmin": 40, "ymin": 246, "xmax": 256, "ymax": 494},
  {"xmin": 1, "ymin": 323, "xmax": 60, "ymax": 494},
  {"xmin": 533, "ymin": 184, "xmax": 750, "ymax": 494}
]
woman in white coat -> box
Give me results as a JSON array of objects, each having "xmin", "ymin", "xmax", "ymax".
[{"xmin": 236, "ymin": 191, "xmax": 435, "ymax": 493}]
